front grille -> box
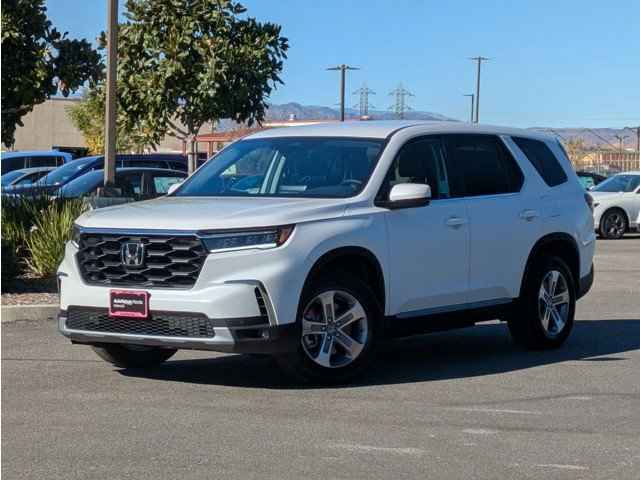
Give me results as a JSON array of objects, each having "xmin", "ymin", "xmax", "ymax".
[
  {"xmin": 77, "ymin": 232, "xmax": 207, "ymax": 288},
  {"xmin": 65, "ymin": 306, "xmax": 215, "ymax": 338}
]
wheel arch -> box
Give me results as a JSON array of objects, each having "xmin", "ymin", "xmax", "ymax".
[
  {"xmin": 519, "ymin": 233, "xmax": 581, "ymax": 297},
  {"xmin": 303, "ymin": 246, "xmax": 386, "ymax": 312}
]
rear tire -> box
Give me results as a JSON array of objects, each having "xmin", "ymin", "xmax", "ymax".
[
  {"xmin": 599, "ymin": 208, "xmax": 627, "ymax": 239},
  {"xmin": 276, "ymin": 273, "xmax": 381, "ymax": 384},
  {"xmin": 508, "ymin": 256, "xmax": 575, "ymax": 350},
  {"xmin": 92, "ymin": 344, "xmax": 177, "ymax": 368}
]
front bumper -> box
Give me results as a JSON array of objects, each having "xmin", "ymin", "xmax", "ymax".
[{"xmin": 58, "ymin": 308, "xmax": 299, "ymax": 354}]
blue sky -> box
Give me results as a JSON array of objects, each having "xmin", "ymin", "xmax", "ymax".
[{"xmin": 47, "ymin": 0, "xmax": 639, "ymax": 128}]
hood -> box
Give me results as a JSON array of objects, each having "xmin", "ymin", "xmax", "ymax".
[
  {"xmin": 588, "ymin": 191, "xmax": 623, "ymax": 200},
  {"xmin": 76, "ymin": 196, "xmax": 348, "ymax": 231},
  {"xmin": 2, "ymin": 183, "xmax": 58, "ymax": 196}
]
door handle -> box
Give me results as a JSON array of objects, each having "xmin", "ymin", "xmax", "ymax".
[
  {"xmin": 519, "ymin": 209, "xmax": 540, "ymax": 221},
  {"xmin": 446, "ymin": 217, "xmax": 468, "ymax": 228}
]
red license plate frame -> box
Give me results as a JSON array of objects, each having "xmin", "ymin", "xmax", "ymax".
[{"xmin": 109, "ymin": 290, "xmax": 149, "ymax": 319}]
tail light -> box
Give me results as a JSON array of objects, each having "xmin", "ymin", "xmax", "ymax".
[{"xmin": 584, "ymin": 193, "xmax": 594, "ymax": 212}]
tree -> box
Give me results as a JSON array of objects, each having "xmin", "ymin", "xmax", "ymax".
[
  {"xmin": 114, "ymin": 0, "xmax": 288, "ymax": 171},
  {"xmin": 1, "ymin": 0, "xmax": 102, "ymax": 147},
  {"xmin": 67, "ymin": 85, "xmax": 153, "ymax": 154}
]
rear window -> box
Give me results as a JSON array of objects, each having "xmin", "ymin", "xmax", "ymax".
[
  {"xmin": 512, "ymin": 137, "xmax": 567, "ymax": 187},
  {"xmin": 445, "ymin": 134, "xmax": 524, "ymax": 197}
]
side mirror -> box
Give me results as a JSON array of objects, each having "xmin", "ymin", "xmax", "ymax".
[
  {"xmin": 386, "ymin": 183, "xmax": 431, "ymax": 209},
  {"xmin": 166, "ymin": 181, "xmax": 183, "ymax": 196}
]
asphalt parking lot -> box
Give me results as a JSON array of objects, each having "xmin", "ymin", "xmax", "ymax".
[{"xmin": 2, "ymin": 236, "xmax": 639, "ymax": 480}]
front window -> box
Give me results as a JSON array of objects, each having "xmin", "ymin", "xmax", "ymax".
[
  {"xmin": 174, "ymin": 137, "xmax": 384, "ymax": 198},
  {"xmin": 42, "ymin": 157, "xmax": 96, "ymax": 185},
  {"xmin": 593, "ymin": 174, "xmax": 640, "ymax": 193}
]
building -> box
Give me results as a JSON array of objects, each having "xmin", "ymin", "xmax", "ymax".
[{"xmin": 3, "ymin": 97, "xmax": 184, "ymax": 153}]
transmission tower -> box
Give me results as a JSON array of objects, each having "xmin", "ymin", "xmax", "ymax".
[
  {"xmin": 353, "ymin": 83, "xmax": 375, "ymax": 117},
  {"xmin": 389, "ymin": 83, "xmax": 414, "ymax": 119}
]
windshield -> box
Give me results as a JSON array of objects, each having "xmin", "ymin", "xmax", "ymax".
[
  {"xmin": 42, "ymin": 157, "xmax": 98, "ymax": 185},
  {"xmin": 593, "ymin": 174, "xmax": 640, "ymax": 193},
  {"xmin": 174, "ymin": 137, "xmax": 384, "ymax": 198},
  {"xmin": 1, "ymin": 170, "xmax": 25, "ymax": 186},
  {"xmin": 60, "ymin": 171, "xmax": 102, "ymax": 197}
]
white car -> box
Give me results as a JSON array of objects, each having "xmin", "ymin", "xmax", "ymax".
[
  {"xmin": 58, "ymin": 121, "xmax": 595, "ymax": 383},
  {"xmin": 589, "ymin": 171, "xmax": 640, "ymax": 239}
]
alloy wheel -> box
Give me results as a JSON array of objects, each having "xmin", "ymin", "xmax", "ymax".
[
  {"xmin": 538, "ymin": 270, "xmax": 570, "ymax": 337},
  {"xmin": 604, "ymin": 212, "xmax": 625, "ymax": 238},
  {"xmin": 301, "ymin": 290, "xmax": 368, "ymax": 368}
]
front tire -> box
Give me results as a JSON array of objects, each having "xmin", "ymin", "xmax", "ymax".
[
  {"xmin": 276, "ymin": 273, "xmax": 381, "ymax": 384},
  {"xmin": 599, "ymin": 208, "xmax": 627, "ymax": 239},
  {"xmin": 508, "ymin": 256, "xmax": 575, "ymax": 350},
  {"xmin": 92, "ymin": 344, "xmax": 177, "ymax": 368}
]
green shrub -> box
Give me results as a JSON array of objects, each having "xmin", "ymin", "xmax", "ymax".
[
  {"xmin": 24, "ymin": 199, "xmax": 89, "ymax": 277},
  {"xmin": 1, "ymin": 195, "xmax": 51, "ymax": 252},
  {"xmin": 1, "ymin": 238, "xmax": 20, "ymax": 289}
]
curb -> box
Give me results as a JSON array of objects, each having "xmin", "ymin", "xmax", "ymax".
[{"xmin": 1, "ymin": 304, "xmax": 59, "ymax": 323}]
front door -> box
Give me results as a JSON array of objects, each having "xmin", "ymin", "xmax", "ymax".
[{"xmin": 383, "ymin": 136, "xmax": 470, "ymax": 316}]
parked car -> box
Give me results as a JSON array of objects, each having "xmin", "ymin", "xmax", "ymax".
[
  {"xmin": 58, "ymin": 121, "xmax": 595, "ymax": 383},
  {"xmin": 1, "ymin": 167, "xmax": 55, "ymax": 188},
  {"xmin": 589, "ymin": 171, "xmax": 640, "ymax": 239},
  {"xmin": 576, "ymin": 170, "xmax": 607, "ymax": 190},
  {"xmin": 1, "ymin": 150, "xmax": 72, "ymax": 175},
  {"xmin": 58, "ymin": 168, "xmax": 186, "ymax": 199},
  {"xmin": 2, "ymin": 153, "xmax": 187, "ymax": 197}
]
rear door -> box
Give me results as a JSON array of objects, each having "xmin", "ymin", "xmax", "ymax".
[
  {"xmin": 383, "ymin": 136, "xmax": 470, "ymax": 315},
  {"xmin": 444, "ymin": 134, "xmax": 540, "ymax": 304}
]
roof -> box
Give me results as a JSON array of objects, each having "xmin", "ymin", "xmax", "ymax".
[
  {"xmin": 5, "ymin": 167, "xmax": 56, "ymax": 174},
  {"xmin": 246, "ymin": 120, "xmax": 557, "ymax": 141},
  {"xmin": 1, "ymin": 150, "xmax": 72, "ymax": 159}
]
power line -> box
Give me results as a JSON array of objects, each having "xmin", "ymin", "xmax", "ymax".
[
  {"xmin": 469, "ymin": 56, "xmax": 489, "ymax": 123},
  {"xmin": 353, "ymin": 82, "xmax": 375, "ymax": 117},
  {"xmin": 388, "ymin": 83, "xmax": 414, "ymax": 119},
  {"xmin": 326, "ymin": 64, "xmax": 359, "ymax": 122}
]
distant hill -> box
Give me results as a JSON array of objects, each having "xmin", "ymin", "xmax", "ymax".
[
  {"xmin": 529, "ymin": 127, "xmax": 638, "ymax": 150},
  {"xmin": 264, "ymin": 102, "xmax": 456, "ymax": 122}
]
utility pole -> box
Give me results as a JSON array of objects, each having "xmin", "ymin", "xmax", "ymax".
[
  {"xmin": 624, "ymin": 126, "xmax": 640, "ymax": 152},
  {"xmin": 353, "ymin": 83, "xmax": 375, "ymax": 117},
  {"xmin": 469, "ymin": 56, "xmax": 489, "ymax": 123},
  {"xmin": 103, "ymin": 0, "xmax": 118, "ymax": 189},
  {"xmin": 389, "ymin": 83, "xmax": 414, "ymax": 119},
  {"xmin": 326, "ymin": 64, "xmax": 359, "ymax": 121},
  {"xmin": 463, "ymin": 93, "xmax": 475, "ymax": 123},
  {"xmin": 613, "ymin": 134, "xmax": 628, "ymax": 152}
]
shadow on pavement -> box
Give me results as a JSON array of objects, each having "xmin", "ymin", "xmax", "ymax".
[{"xmin": 118, "ymin": 318, "xmax": 640, "ymax": 389}]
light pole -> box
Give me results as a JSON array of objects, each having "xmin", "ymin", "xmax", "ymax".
[
  {"xmin": 327, "ymin": 64, "xmax": 359, "ymax": 121},
  {"xmin": 624, "ymin": 126, "xmax": 640, "ymax": 152},
  {"xmin": 103, "ymin": 0, "xmax": 118, "ymax": 189},
  {"xmin": 613, "ymin": 134, "xmax": 628, "ymax": 152},
  {"xmin": 469, "ymin": 56, "xmax": 489, "ymax": 123},
  {"xmin": 463, "ymin": 93, "xmax": 475, "ymax": 123}
]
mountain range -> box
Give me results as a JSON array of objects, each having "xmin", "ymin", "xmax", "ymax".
[{"xmin": 221, "ymin": 102, "xmax": 638, "ymax": 150}]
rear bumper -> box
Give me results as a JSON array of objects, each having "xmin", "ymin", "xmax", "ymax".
[
  {"xmin": 58, "ymin": 309, "xmax": 299, "ymax": 354},
  {"xmin": 578, "ymin": 264, "xmax": 594, "ymax": 300}
]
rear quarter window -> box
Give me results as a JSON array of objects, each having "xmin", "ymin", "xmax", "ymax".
[{"xmin": 512, "ymin": 137, "xmax": 568, "ymax": 187}]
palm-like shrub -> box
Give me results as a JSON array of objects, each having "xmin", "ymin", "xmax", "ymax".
[{"xmin": 24, "ymin": 199, "xmax": 88, "ymax": 277}]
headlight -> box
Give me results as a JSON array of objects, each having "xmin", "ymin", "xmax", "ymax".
[
  {"xmin": 71, "ymin": 225, "xmax": 81, "ymax": 248},
  {"xmin": 201, "ymin": 225, "xmax": 294, "ymax": 253}
]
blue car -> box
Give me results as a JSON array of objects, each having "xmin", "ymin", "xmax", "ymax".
[
  {"xmin": 1, "ymin": 150, "xmax": 72, "ymax": 175},
  {"xmin": 2, "ymin": 153, "xmax": 187, "ymax": 197},
  {"xmin": 1, "ymin": 167, "xmax": 56, "ymax": 188}
]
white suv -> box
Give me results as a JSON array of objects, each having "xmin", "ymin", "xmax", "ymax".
[{"xmin": 58, "ymin": 121, "xmax": 595, "ymax": 383}]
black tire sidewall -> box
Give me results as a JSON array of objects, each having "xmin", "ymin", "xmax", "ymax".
[{"xmin": 278, "ymin": 272, "xmax": 382, "ymax": 384}]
